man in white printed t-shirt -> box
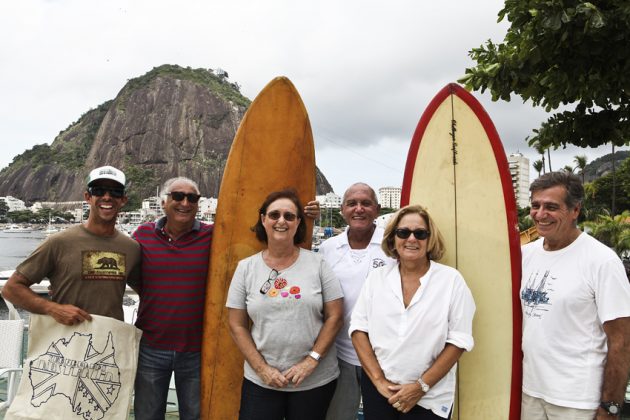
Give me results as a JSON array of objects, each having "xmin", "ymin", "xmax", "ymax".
[
  {"xmin": 520, "ymin": 171, "xmax": 630, "ymax": 419},
  {"xmin": 321, "ymin": 183, "xmax": 395, "ymax": 420}
]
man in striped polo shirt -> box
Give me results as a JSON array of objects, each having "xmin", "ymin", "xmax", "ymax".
[{"xmin": 132, "ymin": 177, "xmax": 211, "ymax": 420}]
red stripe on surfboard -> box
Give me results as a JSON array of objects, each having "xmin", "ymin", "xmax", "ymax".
[{"xmin": 401, "ymin": 83, "xmax": 522, "ymax": 419}]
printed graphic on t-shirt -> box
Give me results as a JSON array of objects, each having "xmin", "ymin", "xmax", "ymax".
[
  {"xmin": 521, "ymin": 269, "xmax": 555, "ymax": 318},
  {"xmin": 82, "ymin": 251, "xmax": 126, "ymax": 281},
  {"xmin": 372, "ymin": 258, "xmax": 386, "ymax": 268},
  {"xmin": 265, "ymin": 276, "xmax": 302, "ymax": 300}
]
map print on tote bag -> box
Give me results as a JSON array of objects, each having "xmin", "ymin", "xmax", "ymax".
[{"xmin": 6, "ymin": 314, "xmax": 142, "ymax": 420}]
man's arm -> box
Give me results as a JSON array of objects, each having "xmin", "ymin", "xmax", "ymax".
[
  {"xmin": 1, "ymin": 271, "xmax": 91, "ymax": 325},
  {"xmin": 597, "ymin": 316, "xmax": 630, "ymax": 419}
]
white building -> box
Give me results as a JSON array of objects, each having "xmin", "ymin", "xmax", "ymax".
[
  {"xmin": 0, "ymin": 196, "xmax": 26, "ymax": 212},
  {"xmin": 198, "ymin": 197, "xmax": 218, "ymax": 222},
  {"xmin": 378, "ymin": 187, "xmax": 401, "ymax": 210},
  {"xmin": 142, "ymin": 196, "xmax": 163, "ymax": 219},
  {"xmin": 507, "ymin": 152, "xmax": 530, "ymax": 208},
  {"xmin": 316, "ymin": 192, "xmax": 342, "ymax": 209}
]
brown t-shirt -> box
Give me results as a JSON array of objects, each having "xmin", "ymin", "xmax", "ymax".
[{"xmin": 17, "ymin": 224, "xmax": 141, "ymax": 321}]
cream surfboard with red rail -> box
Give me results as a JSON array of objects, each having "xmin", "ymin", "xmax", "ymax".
[
  {"xmin": 200, "ymin": 77, "xmax": 316, "ymax": 420},
  {"xmin": 401, "ymin": 83, "xmax": 522, "ymax": 419}
]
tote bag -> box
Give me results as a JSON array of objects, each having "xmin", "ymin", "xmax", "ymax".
[{"xmin": 6, "ymin": 314, "xmax": 142, "ymax": 420}]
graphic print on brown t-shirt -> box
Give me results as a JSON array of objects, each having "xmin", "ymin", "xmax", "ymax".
[{"xmin": 82, "ymin": 251, "xmax": 126, "ymax": 281}]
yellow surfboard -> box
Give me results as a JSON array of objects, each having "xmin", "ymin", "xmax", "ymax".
[
  {"xmin": 200, "ymin": 77, "xmax": 316, "ymax": 419},
  {"xmin": 401, "ymin": 84, "xmax": 522, "ymax": 419}
]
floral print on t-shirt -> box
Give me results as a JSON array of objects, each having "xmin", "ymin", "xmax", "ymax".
[{"xmin": 266, "ymin": 276, "xmax": 301, "ymax": 299}]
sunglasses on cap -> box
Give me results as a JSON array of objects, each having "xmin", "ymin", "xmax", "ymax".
[
  {"xmin": 395, "ymin": 228, "xmax": 430, "ymax": 240},
  {"xmin": 266, "ymin": 210, "xmax": 298, "ymax": 221},
  {"xmin": 167, "ymin": 191, "xmax": 201, "ymax": 203},
  {"xmin": 87, "ymin": 186, "xmax": 125, "ymax": 198}
]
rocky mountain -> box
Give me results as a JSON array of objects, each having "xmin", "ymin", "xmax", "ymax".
[
  {"xmin": 0, "ymin": 65, "xmax": 333, "ymax": 207},
  {"xmin": 582, "ymin": 150, "xmax": 630, "ymax": 183}
]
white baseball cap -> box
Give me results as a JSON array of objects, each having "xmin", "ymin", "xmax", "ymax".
[{"xmin": 87, "ymin": 166, "xmax": 126, "ymax": 188}]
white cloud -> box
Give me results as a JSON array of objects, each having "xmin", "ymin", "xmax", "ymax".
[{"xmin": 0, "ymin": 0, "xmax": 627, "ymax": 195}]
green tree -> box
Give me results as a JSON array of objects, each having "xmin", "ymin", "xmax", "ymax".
[
  {"xmin": 573, "ymin": 155, "xmax": 588, "ymax": 183},
  {"xmin": 518, "ymin": 206, "xmax": 534, "ymax": 231},
  {"xmin": 562, "ymin": 165, "xmax": 574, "ymax": 173},
  {"xmin": 532, "ymin": 159, "xmax": 544, "ymax": 177},
  {"xmin": 460, "ymin": 0, "xmax": 630, "ymax": 151},
  {"xmin": 532, "ymin": 141, "xmax": 547, "ymax": 173},
  {"xmin": 590, "ymin": 157, "xmax": 630, "ymax": 215},
  {"xmin": 0, "ymin": 200, "xmax": 8, "ymax": 221},
  {"xmin": 583, "ymin": 211, "xmax": 630, "ymax": 257}
]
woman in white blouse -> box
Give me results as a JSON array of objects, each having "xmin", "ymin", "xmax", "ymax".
[{"xmin": 350, "ymin": 205, "xmax": 475, "ymax": 419}]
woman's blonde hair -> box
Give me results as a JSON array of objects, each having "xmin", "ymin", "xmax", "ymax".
[{"xmin": 381, "ymin": 204, "xmax": 445, "ymax": 261}]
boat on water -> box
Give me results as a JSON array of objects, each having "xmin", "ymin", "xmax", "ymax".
[{"xmin": 2, "ymin": 224, "xmax": 33, "ymax": 233}]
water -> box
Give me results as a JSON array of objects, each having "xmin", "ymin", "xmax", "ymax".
[
  {"xmin": 0, "ymin": 230, "xmax": 46, "ymax": 271},
  {"xmin": 0, "ymin": 230, "xmax": 47, "ymax": 321}
]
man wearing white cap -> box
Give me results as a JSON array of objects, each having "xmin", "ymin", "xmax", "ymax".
[{"xmin": 1, "ymin": 165, "xmax": 141, "ymax": 324}]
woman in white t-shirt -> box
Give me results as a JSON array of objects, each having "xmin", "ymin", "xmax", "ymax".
[
  {"xmin": 226, "ymin": 189, "xmax": 344, "ymax": 420},
  {"xmin": 350, "ymin": 205, "xmax": 475, "ymax": 419}
]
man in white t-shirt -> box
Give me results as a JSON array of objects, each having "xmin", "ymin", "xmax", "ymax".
[
  {"xmin": 521, "ymin": 171, "xmax": 630, "ymax": 419},
  {"xmin": 321, "ymin": 183, "xmax": 395, "ymax": 420}
]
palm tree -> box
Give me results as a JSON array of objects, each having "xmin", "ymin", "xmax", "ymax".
[
  {"xmin": 532, "ymin": 141, "xmax": 546, "ymax": 174},
  {"xmin": 533, "ymin": 160, "xmax": 544, "ymax": 177},
  {"xmin": 583, "ymin": 210, "xmax": 630, "ymax": 257},
  {"xmin": 573, "ymin": 155, "xmax": 588, "ymax": 183},
  {"xmin": 563, "ymin": 165, "xmax": 574, "ymax": 173}
]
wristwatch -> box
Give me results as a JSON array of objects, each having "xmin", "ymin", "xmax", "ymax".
[
  {"xmin": 417, "ymin": 377, "xmax": 430, "ymax": 393},
  {"xmin": 600, "ymin": 401, "xmax": 621, "ymax": 416},
  {"xmin": 308, "ymin": 350, "xmax": 321, "ymax": 361}
]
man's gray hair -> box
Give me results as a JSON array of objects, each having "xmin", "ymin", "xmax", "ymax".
[{"xmin": 160, "ymin": 177, "xmax": 200, "ymax": 199}]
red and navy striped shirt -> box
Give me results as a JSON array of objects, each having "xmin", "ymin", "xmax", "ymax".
[{"xmin": 132, "ymin": 217, "xmax": 213, "ymax": 352}]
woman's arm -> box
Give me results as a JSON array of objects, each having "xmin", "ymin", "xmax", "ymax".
[
  {"xmin": 387, "ymin": 343, "xmax": 464, "ymax": 414},
  {"xmin": 283, "ymin": 297, "xmax": 343, "ymax": 386},
  {"xmin": 352, "ymin": 330, "xmax": 398, "ymax": 399},
  {"xmin": 227, "ymin": 307, "xmax": 289, "ymax": 388}
]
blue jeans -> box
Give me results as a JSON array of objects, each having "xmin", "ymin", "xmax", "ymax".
[
  {"xmin": 239, "ymin": 378, "xmax": 337, "ymax": 420},
  {"xmin": 134, "ymin": 341, "xmax": 200, "ymax": 420}
]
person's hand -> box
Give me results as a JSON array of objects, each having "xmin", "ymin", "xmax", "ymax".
[
  {"xmin": 304, "ymin": 200, "xmax": 320, "ymax": 220},
  {"xmin": 282, "ymin": 357, "xmax": 318, "ymax": 387},
  {"xmin": 387, "ymin": 383, "xmax": 424, "ymax": 414},
  {"xmin": 257, "ymin": 364, "xmax": 289, "ymax": 388},
  {"xmin": 46, "ymin": 302, "xmax": 92, "ymax": 326},
  {"xmin": 372, "ymin": 377, "xmax": 398, "ymax": 399}
]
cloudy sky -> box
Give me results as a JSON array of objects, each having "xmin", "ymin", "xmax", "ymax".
[{"xmin": 1, "ymin": 0, "xmax": 626, "ymax": 195}]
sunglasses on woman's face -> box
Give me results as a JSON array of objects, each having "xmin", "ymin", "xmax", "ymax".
[
  {"xmin": 167, "ymin": 191, "xmax": 201, "ymax": 203},
  {"xmin": 266, "ymin": 210, "xmax": 298, "ymax": 222},
  {"xmin": 395, "ymin": 228, "xmax": 430, "ymax": 240}
]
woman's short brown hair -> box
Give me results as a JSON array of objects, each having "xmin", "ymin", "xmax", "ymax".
[
  {"xmin": 252, "ymin": 189, "xmax": 306, "ymax": 245},
  {"xmin": 381, "ymin": 204, "xmax": 445, "ymax": 261}
]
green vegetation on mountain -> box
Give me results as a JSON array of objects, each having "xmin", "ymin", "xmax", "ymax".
[
  {"xmin": 1, "ymin": 100, "xmax": 112, "ymax": 172},
  {"xmin": 119, "ymin": 64, "xmax": 251, "ymax": 108}
]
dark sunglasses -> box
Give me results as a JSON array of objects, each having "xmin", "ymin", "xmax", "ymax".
[
  {"xmin": 395, "ymin": 228, "xmax": 430, "ymax": 240},
  {"xmin": 87, "ymin": 186, "xmax": 125, "ymax": 198},
  {"xmin": 266, "ymin": 210, "xmax": 298, "ymax": 221},
  {"xmin": 260, "ymin": 269, "xmax": 279, "ymax": 294},
  {"xmin": 167, "ymin": 191, "xmax": 201, "ymax": 203}
]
